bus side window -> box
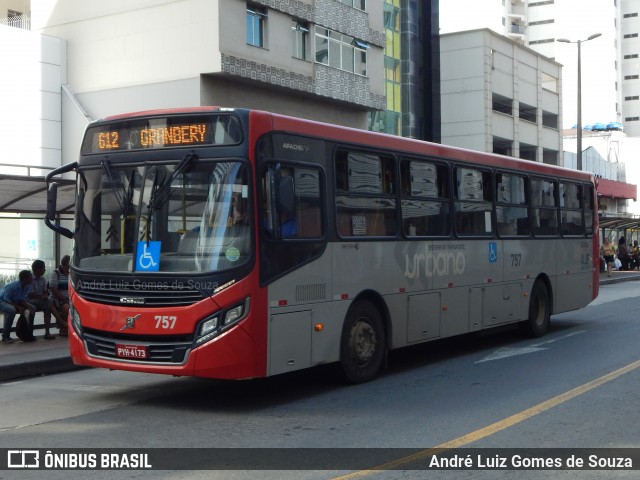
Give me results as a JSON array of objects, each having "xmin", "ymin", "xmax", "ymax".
[
  {"xmin": 454, "ymin": 167, "xmax": 493, "ymax": 236},
  {"xmin": 335, "ymin": 150, "xmax": 397, "ymax": 237},
  {"xmin": 583, "ymin": 184, "xmax": 595, "ymax": 235},
  {"xmin": 560, "ymin": 182, "xmax": 584, "ymax": 236},
  {"xmin": 531, "ymin": 177, "xmax": 559, "ymax": 236},
  {"xmin": 400, "ymin": 159, "xmax": 450, "ymax": 237},
  {"xmin": 496, "ymin": 172, "xmax": 529, "ymax": 237},
  {"xmin": 262, "ymin": 165, "xmax": 323, "ymax": 239}
]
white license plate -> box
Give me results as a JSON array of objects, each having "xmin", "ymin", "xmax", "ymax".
[{"xmin": 115, "ymin": 344, "xmax": 148, "ymax": 359}]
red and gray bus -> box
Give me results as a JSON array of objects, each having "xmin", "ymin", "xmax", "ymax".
[{"xmin": 46, "ymin": 107, "xmax": 599, "ymax": 383}]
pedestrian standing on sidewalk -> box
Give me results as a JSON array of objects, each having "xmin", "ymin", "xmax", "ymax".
[
  {"xmin": 0, "ymin": 270, "xmax": 35, "ymax": 344},
  {"xmin": 49, "ymin": 255, "xmax": 70, "ymax": 336},
  {"xmin": 618, "ymin": 236, "xmax": 630, "ymax": 271},
  {"xmin": 601, "ymin": 238, "xmax": 616, "ymax": 277},
  {"xmin": 28, "ymin": 260, "xmax": 56, "ymax": 340}
]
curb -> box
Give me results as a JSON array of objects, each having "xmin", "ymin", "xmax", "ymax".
[
  {"xmin": 0, "ymin": 356, "xmax": 84, "ymax": 383},
  {"xmin": 600, "ymin": 275, "xmax": 640, "ymax": 286}
]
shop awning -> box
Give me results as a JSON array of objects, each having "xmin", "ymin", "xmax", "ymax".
[{"xmin": 597, "ymin": 178, "xmax": 637, "ymax": 201}]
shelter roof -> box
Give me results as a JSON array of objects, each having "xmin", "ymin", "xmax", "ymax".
[{"xmin": 0, "ymin": 174, "xmax": 75, "ymax": 214}]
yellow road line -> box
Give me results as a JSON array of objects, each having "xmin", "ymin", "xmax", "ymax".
[{"xmin": 334, "ymin": 358, "xmax": 640, "ymax": 479}]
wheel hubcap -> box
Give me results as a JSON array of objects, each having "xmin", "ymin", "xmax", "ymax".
[{"xmin": 349, "ymin": 319, "xmax": 376, "ymax": 366}]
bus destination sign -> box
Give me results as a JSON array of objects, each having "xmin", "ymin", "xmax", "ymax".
[
  {"xmin": 81, "ymin": 114, "xmax": 242, "ymax": 153},
  {"xmin": 98, "ymin": 124, "xmax": 208, "ymax": 150}
]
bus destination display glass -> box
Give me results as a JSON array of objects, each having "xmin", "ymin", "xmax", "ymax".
[{"xmin": 81, "ymin": 114, "xmax": 242, "ymax": 153}]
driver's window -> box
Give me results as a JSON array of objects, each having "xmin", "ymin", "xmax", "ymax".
[{"xmin": 262, "ymin": 164, "xmax": 323, "ymax": 239}]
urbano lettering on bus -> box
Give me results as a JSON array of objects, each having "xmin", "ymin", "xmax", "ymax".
[{"xmin": 404, "ymin": 248, "xmax": 466, "ymax": 278}]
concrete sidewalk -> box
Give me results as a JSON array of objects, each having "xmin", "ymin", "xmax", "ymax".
[
  {"xmin": 0, "ymin": 333, "xmax": 81, "ymax": 382},
  {"xmin": 1, "ymin": 269, "xmax": 639, "ymax": 383}
]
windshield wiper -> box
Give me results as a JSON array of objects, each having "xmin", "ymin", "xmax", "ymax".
[
  {"xmin": 101, "ymin": 158, "xmax": 136, "ymax": 220},
  {"xmin": 101, "ymin": 158, "xmax": 127, "ymax": 213},
  {"xmin": 147, "ymin": 152, "xmax": 198, "ymax": 212}
]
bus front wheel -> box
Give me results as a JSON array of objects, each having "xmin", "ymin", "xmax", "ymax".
[
  {"xmin": 522, "ymin": 280, "xmax": 550, "ymax": 337},
  {"xmin": 339, "ymin": 300, "xmax": 386, "ymax": 384}
]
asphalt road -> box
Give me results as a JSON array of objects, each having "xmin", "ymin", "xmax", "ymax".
[{"xmin": 1, "ymin": 282, "xmax": 639, "ymax": 479}]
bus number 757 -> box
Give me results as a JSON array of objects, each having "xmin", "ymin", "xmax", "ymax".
[{"xmin": 155, "ymin": 315, "xmax": 177, "ymax": 330}]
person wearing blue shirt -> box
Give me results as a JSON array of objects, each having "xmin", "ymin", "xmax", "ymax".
[{"xmin": 0, "ymin": 270, "xmax": 35, "ymax": 344}]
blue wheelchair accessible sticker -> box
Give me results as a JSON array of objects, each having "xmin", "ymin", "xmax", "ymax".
[
  {"xmin": 136, "ymin": 241, "xmax": 161, "ymax": 271},
  {"xmin": 488, "ymin": 242, "xmax": 498, "ymax": 263}
]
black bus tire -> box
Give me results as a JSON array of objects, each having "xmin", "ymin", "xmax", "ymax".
[
  {"xmin": 522, "ymin": 280, "xmax": 550, "ymax": 337},
  {"xmin": 339, "ymin": 300, "xmax": 386, "ymax": 384}
]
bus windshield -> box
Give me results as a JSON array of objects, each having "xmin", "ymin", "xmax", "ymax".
[{"xmin": 74, "ymin": 159, "xmax": 251, "ymax": 273}]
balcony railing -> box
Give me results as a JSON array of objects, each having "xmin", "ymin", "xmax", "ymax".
[{"xmin": 0, "ymin": 14, "xmax": 30, "ymax": 30}]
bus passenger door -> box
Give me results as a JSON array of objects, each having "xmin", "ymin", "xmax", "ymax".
[{"xmin": 407, "ymin": 293, "xmax": 440, "ymax": 343}]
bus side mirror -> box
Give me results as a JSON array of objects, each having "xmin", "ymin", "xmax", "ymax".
[
  {"xmin": 46, "ymin": 182, "xmax": 58, "ymax": 221},
  {"xmin": 45, "ymin": 182, "xmax": 73, "ymax": 239}
]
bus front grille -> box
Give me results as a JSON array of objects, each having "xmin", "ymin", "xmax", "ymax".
[
  {"xmin": 83, "ymin": 331, "xmax": 193, "ymax": 364},
  {"xmin": 76, "ymin": 284, "xmax": 205, "ymax": 307}
]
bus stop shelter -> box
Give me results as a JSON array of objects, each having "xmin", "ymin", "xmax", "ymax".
[
  {"xmin": 0, "ymin": 173, "xmax": 75, "ymax": 274},
  {"xmin": 0, "ymin": 174, "xmax": 75, "ymax": 214}
]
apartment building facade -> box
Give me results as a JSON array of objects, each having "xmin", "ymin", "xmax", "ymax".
[
  {"xmin": 440, "ymin": 0, "xmax": 638, "ymax": 220},
  {"xmin": 440, "ymin": 29, "xmax": 563, "ymax": 165},
  {"xmin": 32, "ymin": 0, "xmax": 385, "ymax": 131}
]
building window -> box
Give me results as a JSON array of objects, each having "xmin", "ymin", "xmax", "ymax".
[
  {"xmin": 492, "ymin": 93, "xmax": 513, "ymax": 115},
  {"xmin": 292, "ymin": 21, "xmax": 309, "ymax": 60},
  {"xmin": 384, "ymin": 2, "xmax": 399, "ymax": 30},
  {"xmin": 493, "ymin": 136, "xmax": 513, "ymax": 156},
  {"xmin": 625, "ymin": 95, "xmax": 640, "ymax": 100},
  {"xmin": 625, "ymin": 75, "xmax": 639, "ymax": 80},
  {"xmin": 542, "ymin": 148, "xmax": 559, "ymax": 166},
  {"xmin": 624, "ymin": 54, "xmax": 639, "ymax": 59},
  {"xmin": 247, "ymin": 4, "xmax": 267, "ymax": 48},
  {"xmin": 519, "ymin": 143, "xmax": 537, "ymax": 161},
  {"xmin": 624, "ymin": 33, "xmax": 638, "ymax": 39},
  {"xmin": 315, "ymin": 26, "xmax": 368, "ymax": 75},
  {"xmin": 338, "ymin": 0, "xmax": 366, "ymax": 10},
  {"xmin": 542, "ymin": 73, "xmax": 558, "ymax": 93},
  {"xmin": 625, "ymin": 116, "xmax": 640, "ymax": 121},
  {"xmin": 624, "ymin": 12, "xmax": 639, "ymax": 18},
  {"xmin": 519, "ymin": 102, "xmax": 537, "ymax": 123},
  {"xmin": 542, "ymin": 110, "xmax": 558, "ymax": 129},
  {"xmin": 4, "ymin": 9, "xmax": 28, "ymax": 29}
]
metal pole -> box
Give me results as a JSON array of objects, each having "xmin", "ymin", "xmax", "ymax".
[
  {"xmin": 556, "ymin": 33, "xmax": 600, "ymax": 172},
  {"xmin": 577, "ymin": 40, "xmax": 582, "ymax": 171}
]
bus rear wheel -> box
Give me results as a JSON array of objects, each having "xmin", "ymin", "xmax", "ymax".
[
  {"xmin": 522, "ymin": 280, "xmax": 550, "ymax": 337},
  {"xmin": 339, "ymin": 300, "xmax": 386, "ymax": 384}
]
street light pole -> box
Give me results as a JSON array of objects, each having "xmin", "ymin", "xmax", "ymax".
[{"xmin": 557, "ymin": 33, "xmax": 602, "ymax": 172}]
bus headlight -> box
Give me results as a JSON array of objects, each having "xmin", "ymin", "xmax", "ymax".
[
  {"xmin": 194, "ymin": 298, "xmax": 250, "ymax": 346},
  {"xmin": 69, "ymin": 302, "xmax": 82, "ymax": 335},
  {"xmin": 195, "ymin": 315, "xmax": 220, "ymax": 346},
  {"xmin": 223, "ymin": 303, "xmax": 244, "ymax": 326}
]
